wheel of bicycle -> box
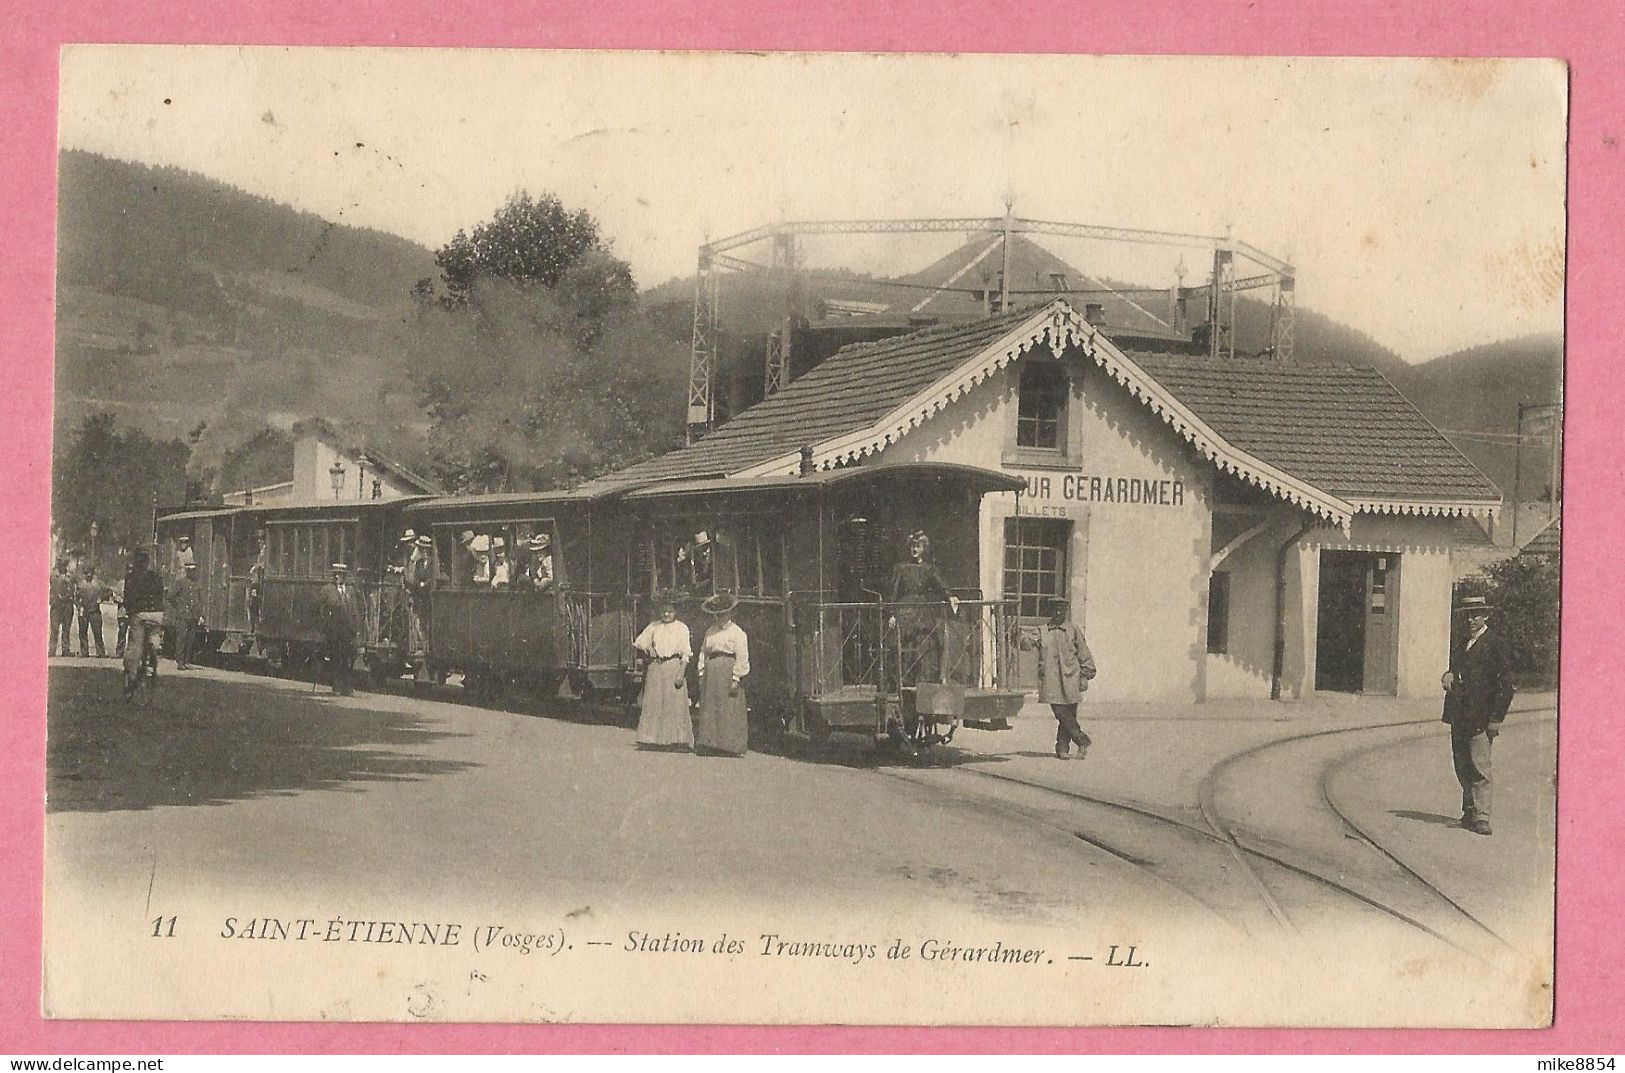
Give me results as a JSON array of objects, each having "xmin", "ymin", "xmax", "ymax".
[{"xmin": 126, "ymin": 664, "xmax": 157, "ymax": 709}]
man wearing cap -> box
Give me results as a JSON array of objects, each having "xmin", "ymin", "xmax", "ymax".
[
  {"xmin": 75, "ymin": 565, "xmax": 112, "ymax": 658},
  {"xmin": 886, "ymin": 530, "xmax": 959, "ymax": 686},
  {"xmin": 170, "ymin": 534, "xmax": 194, "ymax": 578},
  {"xmin": 166, "ymin": 561, "xmax": 200, "ymax": 669},
  {"xmin": 1021, "ymin": 596, "xmax": 1098, "ymax": 759},
  {"xmin": 49, "ymin": 555, "xmax": 76, "ymax": 657},
  {"xmin": 1441, "ymin": 594, "xmax": 1516, "ymax": 835},
  {"xmin": 318, "ymin": 562, "xmax": 364, "ymax": 696}
]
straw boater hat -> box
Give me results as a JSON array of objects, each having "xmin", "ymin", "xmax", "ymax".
[
  {"xmin": 1454, "ymin": 595, "xmax": 1494, "ymax": 614},
  {"xmin": 177, "ymin": 535, "xmax": 191, "ymax": 545},
  {"xmin": 529, "ymin": 533, "xmax": 551, "ymax": 549},
  {"xmin": 183, "ymin": 561, "xmax": 197, "ymax": 571},
  {"xmin": 330, "ymin": 561, "xmax": 348, "ymax": 573},
  {"xmin": 414, "ymin": 535, "xmax": 433, "ymax": 548},
  {"xmin": 701, "ymin": 591, "xmax": 738, "ymax": 615},
  {"xmin": 398, "ymin": 529, "xmax": 416, "ymax": 543}
]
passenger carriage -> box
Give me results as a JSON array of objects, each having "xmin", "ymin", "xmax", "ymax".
[
  {"xmin": 603, "ymin": 463, "xmax": 1030, "ymax": 749},
  {"xmin": 153, "ymin": 461, "xmax": 1030, "ymax": 750},
  {"xmin": 158, "ymin": 497, "xmax": 425, "ymax": 674}
]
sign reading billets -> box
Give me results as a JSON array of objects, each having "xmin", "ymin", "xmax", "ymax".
[{"xmin": 1017, "ymin": 473, "xmax": 1187, "ymax": 507}]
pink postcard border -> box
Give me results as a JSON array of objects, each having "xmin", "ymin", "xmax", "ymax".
[{"xmin": 2, "ymin": 0, "xmax": 1618, "ymax": 1054}]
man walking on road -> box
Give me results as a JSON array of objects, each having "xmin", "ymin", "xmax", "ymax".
[
  {"xmin": 1021, "ymin": 596, "xmax": 1097, "ymax": 760},
  {"xmin": 1441, "ymin": 594, "xmax": 1516, "ymax": 836},
  {"xmin": 49, "ymin": 556, "xmax": 76, "ymax": 657},
  {"xmin": 319, "ymin": 562, "xmax": 363, "ymax": 697}
]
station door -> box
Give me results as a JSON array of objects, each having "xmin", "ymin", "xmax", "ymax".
[{"xmin": 1315, "ymin": 550, "xmax": 1401, "ymax": 694}]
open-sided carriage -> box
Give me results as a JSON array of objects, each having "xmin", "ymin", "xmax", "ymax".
[
  {"xmin": 397, "ymin": 490, "xmax": 641, "ymax": 702},
  {"xmin": 602, "ymin": 463, "xmax": 1031, "ymax": 751},
  {"xmin": 157, "ymin": 497, "xmax": 428, "ymax": 676}
]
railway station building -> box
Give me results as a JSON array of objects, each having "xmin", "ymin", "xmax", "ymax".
[{"xmin": 591, "ymin": 298, "xmax": 1500, "ymax": 704}]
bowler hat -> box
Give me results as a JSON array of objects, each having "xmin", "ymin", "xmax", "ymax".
[
  {"xmin": 398, "ymin": 529, "xmax": 416, "ymax": 543},
  {"xmin": 701, "ymin": 591, "xmax": 738, "ymax": 615},
  {"xmin": 1454, "ymin": 595, "xmax": 1494, "ymax": 614}
]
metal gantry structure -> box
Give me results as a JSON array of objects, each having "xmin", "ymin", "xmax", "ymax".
[{"xmin": 687, "ymin": 212, "xmax": 1296, "ymax": 441}]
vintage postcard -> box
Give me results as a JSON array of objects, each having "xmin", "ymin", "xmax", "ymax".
[{"xmin": 44, "ymin": 48, "xmax": 1564, "ymax": 1025}]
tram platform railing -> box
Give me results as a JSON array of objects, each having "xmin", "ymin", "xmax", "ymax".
[{"xmin": 789, "ymin": 596, "xmax": 1022, "ymax": 699}]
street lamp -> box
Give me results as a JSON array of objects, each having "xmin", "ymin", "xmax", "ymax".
[
  {"xmin": 357, "ymin": 453, "xmax": 372, "ymax": 499},
  {"xmin": 329, "ymin": 461, "xmax": 346, "ymax": 500}
]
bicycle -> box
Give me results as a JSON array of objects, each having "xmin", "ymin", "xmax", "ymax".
[{"xmin": 123, "ymin": 613, "xmax": 163, "ymax": 708}]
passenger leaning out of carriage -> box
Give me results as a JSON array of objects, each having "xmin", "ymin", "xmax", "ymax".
[
  {"xmin": 886, "ymin": 530, "xmax": 959, "ymax": 686},
  {"xmin": 403, "ymin": 534, "xmax": 435, "ymax": 657},
  {"xmin": 525, "ymin": 534, "xmax": 555, "ymax": 592},
  {"xmin": 1019, "ymin": 596, "xmax": 1098, "ymax": 760},
  {"xmin": 247, "ymin": 530, "xmax": 269, "ymax": 637},
  {"xmin": 632, "ymin": 594, "xmax": 693, "ymax": 750},
  {"xmin": 695, "ymin": 591, "xmax": 750, "ymax": 757}
]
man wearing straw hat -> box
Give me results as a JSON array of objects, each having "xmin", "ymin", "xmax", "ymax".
[{"xmin": 1441, "ymin": 594, "xmax": 1516, "ymax": 835}]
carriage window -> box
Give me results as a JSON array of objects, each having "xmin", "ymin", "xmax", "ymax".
[
  {"xmin": 1016, "ymin": 362, "xmax": 1068, "ymax": 451},
  {"xmin": 729, "ymin": 519, "xmax": 785, "ymax": 597}
]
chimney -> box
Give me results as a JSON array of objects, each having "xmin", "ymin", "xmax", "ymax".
[
  {"xmin": 799, "ymin": 445, "xmax": 815, "ymax": 476},
  {"xmin": 1084, "ymin": 303, "xmax": 1106, "ymax": 328}
]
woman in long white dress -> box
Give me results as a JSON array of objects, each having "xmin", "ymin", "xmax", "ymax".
[
  {"xmin": 632, "ymin": 596, "xmax": 694, "ymax": 749},
  {"xmin": 695, "ymin": 592, "xmax": 750, "ymax": 756}
]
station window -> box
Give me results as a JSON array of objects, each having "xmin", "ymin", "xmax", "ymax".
[
  {"xmin": 1003, "ymin": 518, "xmax": 1070, "ymax": 618},
  {"xmin": 1207, "ymin": 572, "xmax": 1231, "ymax": 655},
  {"xmin": 1016, "ymin": 362, "xmax": 1068, "ymax": 451}
]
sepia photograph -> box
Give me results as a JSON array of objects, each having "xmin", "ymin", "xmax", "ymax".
[{"xmin": 42, "ymin": 48, "xmax": 1565, "ymax": 1026}]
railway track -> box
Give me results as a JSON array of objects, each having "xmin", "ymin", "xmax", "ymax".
[{"xmin": 877, "ymin": 707, "xmax": 1555, "ymax": 965}]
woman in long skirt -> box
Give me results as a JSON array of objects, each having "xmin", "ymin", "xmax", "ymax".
[
  {"xmin": 695, "ymin": 592, "xmax": 750, "ymax": 756},
  {"xmin": 632, "ymin": 596, "xmax": 693, "ymax": 749}
]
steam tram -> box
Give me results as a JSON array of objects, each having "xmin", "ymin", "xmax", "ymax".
[{"xmin": 155, "ymin": 462, "xmax": 1030, "ymax": 749}]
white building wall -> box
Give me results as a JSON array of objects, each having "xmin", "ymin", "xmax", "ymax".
[
  {"xmin": 291, "ymin": 434, "xmax": 421, "ymax": 502},
  {"xmin": 1205, "ymin": 509, "xmax": 1311, "ymax": 700},
  {"xmin": 1300, "ymin": 514, "xmax": 1457, "ymax": 700}
]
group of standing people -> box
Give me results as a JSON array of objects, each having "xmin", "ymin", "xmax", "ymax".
[
  {"xmin": 631, "ymin": 591, "xmax": 751, "ymax": 757},
  {"xmin": 49, "ymin": 556, "xmax": 112, "ymax": 659}
]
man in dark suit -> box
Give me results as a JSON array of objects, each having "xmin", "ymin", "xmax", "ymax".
[
  {"xmin": 319, "ymin": 562, "xmax": 363, "ymax": 696},
  {"xmin": 1441, "ymin": 594, "xmax": 1516, "ymax": 835}
]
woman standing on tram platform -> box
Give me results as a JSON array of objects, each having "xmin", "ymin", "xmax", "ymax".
[
  {"xmin": 695, "ymin": 591, "xmax": 750, "ymax": 757},
  {"xmin": 632, "ymin": 595, "xmax": 693, "ymax": 749}
]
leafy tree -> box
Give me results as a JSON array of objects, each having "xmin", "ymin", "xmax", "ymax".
[
  {"xmin": 51, "ymin": 413, "xmax": 190, "ymax": 572},
  {"xmin": 432, "ymin": 191, "xmax": 630, "ymax": 311},
  {"xmin": 408, "ymin": 280, "xmax": 685, "ymax": 492},
  {"xmin": 408, "ymin": 192, "xmax": 684, "ymax": 491},
  {"xmin": 1455, "ymin": 552, "xmax": 1561, "ymax": 689}
]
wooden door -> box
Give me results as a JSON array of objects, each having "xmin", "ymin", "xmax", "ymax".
[{"xmin": 1361, "ymin": 553, "xmax": 1400, "ymax": 695}]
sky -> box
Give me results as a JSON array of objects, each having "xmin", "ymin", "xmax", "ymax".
[{"xmin": 58, "ymin": 48, "xmax": 1567, "ymax": 362}]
